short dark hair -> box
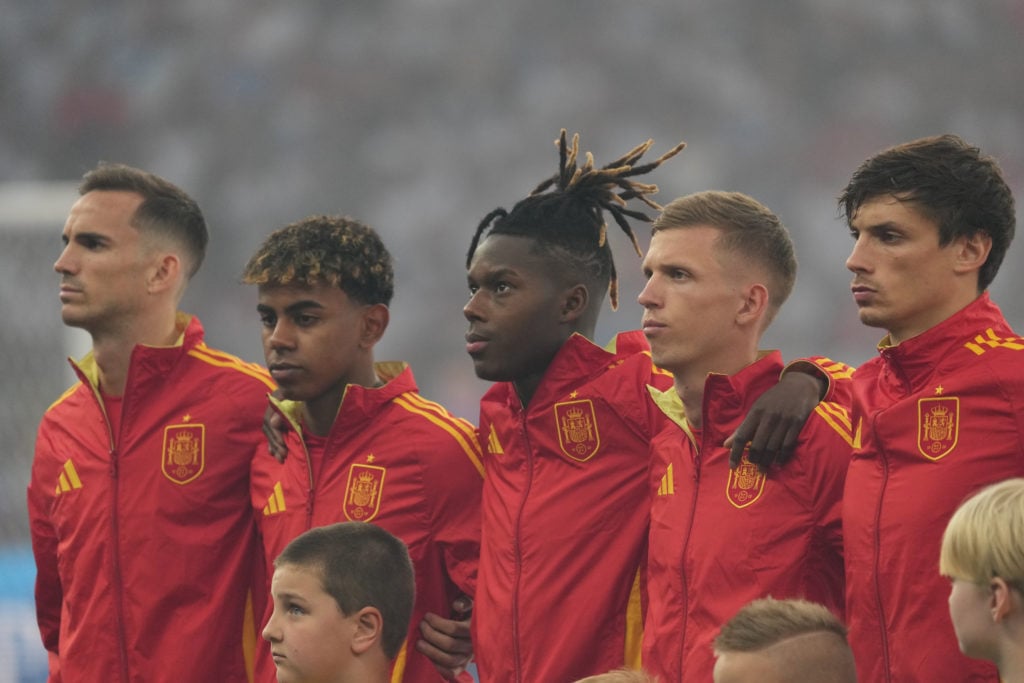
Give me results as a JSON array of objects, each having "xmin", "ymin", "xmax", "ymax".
[
  {"xmin": 80, "ymin": 162, "xmax": 208, "ymax": 278},
  {"xmin": 467, "ymin": 129, "xmax": 685, "ymax": 309},
  {"xmin": 839, "ymin": 134, "xmax": 1016, "ymax": 291},
  {"xmin": 275, "ymin": 522, "xmax": 415, "ymax": 660},
  {"xmin": 242, "ymin": 215, "xmax": 394, "ymax": 306},
  {"xmin": 654, "ymin": 191, "xmax": 797, "ymax": 320}
]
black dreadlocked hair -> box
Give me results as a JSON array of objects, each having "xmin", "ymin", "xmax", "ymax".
[{"xmin": 466, "ymin": 129, "xmax": 685, "ymax": 309}]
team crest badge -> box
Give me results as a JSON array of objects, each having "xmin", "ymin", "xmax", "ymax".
[
  {"xmin": 344, "ymin": 464, "xmax": 385, "ymax": 521},
  {"xmin": 726, "ymin": 454, "xmax": 766, "ymax": 509},
  {"xmin": 918, "ymin": 396, "xmax": 959, "ymax": 461},
  {"xmin": 162, "ymin": 423, "xmax": 205, "ymax": 484},
  {"xmin": 554, "ymin": 399, "xmax": 600, "ymax": 462}
]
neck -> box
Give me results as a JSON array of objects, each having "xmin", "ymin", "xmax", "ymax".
[
  {"xmin": 995, "ymin": 618, "xmax": 1024, "ymax": 683},
  {"xmin": 339, "ymin": 656, "xmax": 391, "ymax": 683},
  {"xmin": 512, "ymin": 326, "xmax": 585, "ymax": 408},
  {"xmin": 672, "ymin": 346, "xmax": 760, "ymax": 432},
  {"xmin": 888, "ymin": 290, "xmax": 982, "ymax": 345},
  {"xmin": 89, "ymin": 309, "xmax": 181, "ymax": 396},
  {"xmin": 303, "ymin": 360, "xmax": 381, "ymax": 437}
]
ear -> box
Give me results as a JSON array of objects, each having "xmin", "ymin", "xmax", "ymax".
[
  {"xmin": 559, "ymin": 284, "xmax": 589, "ymax": 324},
  {"xmin": 350, "ymin": 606, "xmax": 384, "ymax": 656},
  {"xmin": 952, "ymin": 233, "xmax": 992, "ymax": 277},
  {"xmin": 734, "ymin": 282, "xmax": 770, "ymax": 328},
  {"xmin": 991, "ymin": 577, "xmax": 1014, "ymax": 623},
  {"xmin": 359, "ymin": 304, "xmax": 390, "ymax": 349},
  {"xmin": 146, "ymin": 252, "xmax": 183, "ymax": 295}
]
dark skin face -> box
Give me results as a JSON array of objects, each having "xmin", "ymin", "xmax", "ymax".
[{"xmin": 463, "ymin": 234, "xmax": 588, "ymax": 406}]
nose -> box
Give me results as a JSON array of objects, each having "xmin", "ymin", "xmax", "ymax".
[
  {"xmin": 637, "ymin": 275, "xmax": 659, "ymax": 308},
  {"xmin": 463, "ymin": 290, "xmax": 484, "ymax": 322},
  {"xmin": 267, "ymin": 320, "xmax": 296, "ymax": 352},
  {"xmin": 262, "ymin": 608, "xmax": 280, "ymax": 643},
  {"xmin": 54, "ymin": 243, "xmax": 74, "ymax": 275},
  {"xmin": 846, "ymin": 234, "xmax": 869, "ymax": 274}
]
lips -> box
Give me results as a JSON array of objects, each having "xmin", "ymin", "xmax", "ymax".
[
  {"xmin": 268, "ymin": 363, "xmax": 302, "ymax": 382},
  {"xmin": 465, "ymin": 332, "xmax": 489, "ymax": 355},
  {"xmin": 58, "ymin": 284, "xmax": 83, "ymax": 302},
  {"xmin": 850, "ymin": 283, "xmax": 876, "ymax": 305},
  {"xmin": 641, "ymin": 318, "xmax": 666, "ymax": 336}
]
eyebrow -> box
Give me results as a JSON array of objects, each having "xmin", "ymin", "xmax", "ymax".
[
  {"xmin": 64, "ymin": 230, "xmax": 111, "ymax": 244},
  {"xmin": 273, "ymin": 589, "xmax": 310, "ymax": 603},
  {"xmin": 257, "ymin": 300, "xmax": 327, "ymax": 314}
]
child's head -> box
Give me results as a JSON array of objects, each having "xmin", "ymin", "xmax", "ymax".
[
  {"xmin": 462, "ymin": 130, "xmax": 684, "ymax": 395},
  {"xmin": 572, "ymin": 667, "xmax": 658, "ymax": 683},
  {"xmin": 940, "ymin": 478, "xmax": 1024, "ymax": 662},
  {"xmin": 263, "ymin": 522, "xmax": 415, "ymax": 683},
  {"xmin": 712, "ymin": 598, "xmax": 856, "ymax": 683},
  {"xmin": 940, "ymin": 478, "xmax": 1024, "ymax": 584},
  {"xmin": 243, "ymin": 216, "xmax": 394, "ymax": 406}
]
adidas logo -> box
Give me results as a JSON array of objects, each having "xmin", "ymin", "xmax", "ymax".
[
  {"xmin": 487, "ymin": 424, "xmax": 504, "ymax": 455},
  {"xmin": 657, "ymin": 463, "xmax": 675, "ymax": 496},
  {"xmin": 55, "ymin": 460, "xmax": 83, "ymax": 496},
  {"xmin": 263, "ymin": 482, "xmax": 287, "ymax": 516}
]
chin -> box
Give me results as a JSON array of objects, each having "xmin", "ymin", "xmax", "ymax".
[
  {"xmin": 856, "ymin": 310, "xmax": 889, "ymax": 331},
  {"xmin": 59, "ymin": 311, "xmax": 90, "ymax": 329},
  {"xmin": 472, "ymin": 362, "xmax": 514, "ymax": 383}
]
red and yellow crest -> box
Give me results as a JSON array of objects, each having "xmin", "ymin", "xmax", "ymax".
[
  {"xmin": 162, "ymin": 423, "xmax": 205, "ymax": 485},
  {"xmin": 726, "ymin": 454, "xmax": 766, "ymax": 509},
  {"xmin": 554, "ymin": 399, "xmax": 600, "ymax": 462},
  {"xmin": 344, "ymin": 464, "xmax": 385, "ymax": 521},
  {"xmin": 918, "ymin": 396, "xmax": 959, "ymax": 461}
]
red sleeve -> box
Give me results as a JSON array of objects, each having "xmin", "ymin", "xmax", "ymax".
[
  {"xmin": 419, "ymin": 413, "xmax": 484, "ymax": 597},
  {"xmin": 28, "ymin": 424, "xmax": 63, "ymax": 682},
  {"xmin": 801, "ymin": 402, "xmax": 857, "ymax": 616}
]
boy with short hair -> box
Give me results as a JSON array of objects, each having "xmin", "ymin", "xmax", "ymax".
[
  {"xmin": 263, "ymin": 521, "xmax": 416, "ymax": 683},
  {"xmin": 244, "ymin": 215, "xmax": 483, "ymax": 682},
  {"xmin": 712, "ymin": 598, "xmax": 856, "ymax": 683}
]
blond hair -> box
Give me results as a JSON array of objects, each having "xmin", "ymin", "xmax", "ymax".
[
  {"xmin": 653, "ymin": 191, "xmax": 796, "ymax": 323},
  {"xmin": 940, "ymin": 478, "xmax": 1024, "ymax": 586}
]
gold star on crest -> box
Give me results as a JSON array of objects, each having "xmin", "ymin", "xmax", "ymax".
[
  {"xmin": 934, "ymin": 386, "xmax": 944, "ymax": 395},
  {"xmin": 366, "ymin": 454, "xmax": 375, "ymax": 463},
  {"xmin": 183, "ymin": 414, "xmax": 192, "ymax": 422},
  {"xmin": 569, "ymin": 391, "xmax": 578, "ymax": 399}
]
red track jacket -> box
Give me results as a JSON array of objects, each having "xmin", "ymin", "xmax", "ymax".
[
  {"xmin": 643, "ymin": 352, "xmax": 851, "ymax": 683},
  {"xmin": 473, "ymin": 332, "xmax": 672, "ymax": 683},
  {"xmin": 28, "ymin": 314, "xmax": 274, "ymax": 683},
  {"xmin": 251, "ymin": 362, "xmax": 484, "ymax": 683},
  {"xmin": 813, "ymin": 294, "xmax": 1023, "ymax": 682}
]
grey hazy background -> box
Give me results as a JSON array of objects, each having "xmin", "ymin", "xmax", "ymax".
[{"xmin": 3, "ymin": 0, "xmax": 1024, "ymax": 549}]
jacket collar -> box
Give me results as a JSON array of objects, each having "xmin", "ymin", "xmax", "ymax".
[
  {"xmin": 484, "ymin": 330, "xmax": 650, "ymax": 411},
  {"xmin": 271, "ymin": 361, "xmax": 415, "ymax": 440},
  {"xmin": 875, "ymin": 293, "xmax": 1007, "ymax": 390},
  {"xmin": 648, "ymin": 351, "xmax": 783, "ymax": 444},
  {"xmin": 70, "ymin": 312, "xmax": 202, "ymax": 391}
]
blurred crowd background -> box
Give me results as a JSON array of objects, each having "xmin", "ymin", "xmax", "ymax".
[{"xmin": 2, "ymin": 1, "xmax": 1023, "ymax": 678}]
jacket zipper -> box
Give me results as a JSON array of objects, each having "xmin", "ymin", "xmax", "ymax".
[
  {"xmin": 677, "ymin": 430, "xmax": 701, "ymax": 681},
  {"xmin": 511, "ymin": 409, "xmax": 532, "ymax": 683},
  {"xmin": 869, "ymin": 409, "xmax": 892, "ymax": 681},
  {"xmin": 92, "ymin": 378, "xmax": 130, "ymax": 683}
]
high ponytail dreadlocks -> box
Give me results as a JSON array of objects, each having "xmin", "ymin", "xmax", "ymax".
[{"xmin": 467, "ymin": 129, "xmax": 685, "ymax": 309}]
